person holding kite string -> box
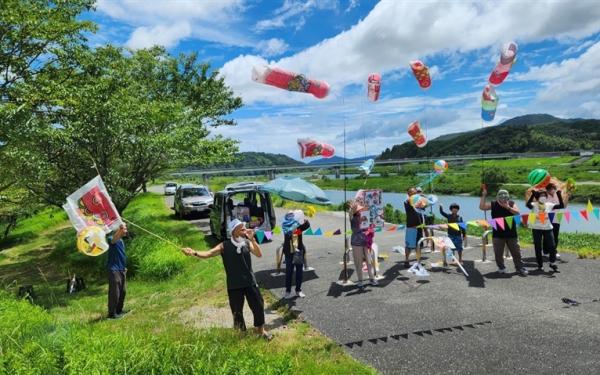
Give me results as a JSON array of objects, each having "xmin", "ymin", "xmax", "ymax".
[
  {"xmin": 480, "ymin": 188, "xmax": 528, "ymax": 276},
  {"xmin": 349, "ymin": 200, "xmax": 377, "ymax": 288},
  {"xmin": 182, "ymin": 219, "xmax": 272, "ymax": 340},
  {"xmin": 107, "ymin": 224, "xmax": 128, "ymax": 319},
  {"xmin": 526, "ymin": 189, "xmax": 564, "ymax": 272}
]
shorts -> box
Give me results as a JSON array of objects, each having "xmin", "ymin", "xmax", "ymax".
[
  {"xmin": 405, "ymin": 227, "xmax": 423, "ymax": 250},
  {"xmin": 448, "ymin": 234, "xmax": 463, "ymax": 253}
]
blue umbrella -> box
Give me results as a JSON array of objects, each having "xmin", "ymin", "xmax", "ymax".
[{"xmin": 261, "ymin": 176, "xmax": 331, "ymax": 205}]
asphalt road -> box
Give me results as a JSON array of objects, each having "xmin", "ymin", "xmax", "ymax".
[{"xmin": 154, "ymin": 187, "xmax": 600, "ymax": 375}]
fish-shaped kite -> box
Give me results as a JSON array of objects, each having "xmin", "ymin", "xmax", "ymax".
[
  {"xmin": 297, "ymin": 138, "xmax": 335, "ymax": 159},
  {"xmin": 481, "ymin": 84, "xmax": 499, "ymax": 122},
  {"xmin": 252, "ymin": 65, "xmax": 330, "ymax": 99},
  {"xmin": 489, "ymin": 42, "xmax": 518, "ymax": 86},
  {"xmin": 358, "ymin": 158, "xmax": 375, "ymax": 176},
  {"xmin": 367, "ymin": 73, "xmax": 381, "ymax": 101},
  {"xmin": 410, "ymin": 60, "xmax": 431, "ymax": 89}
]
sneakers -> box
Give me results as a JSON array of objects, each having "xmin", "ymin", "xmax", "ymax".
[
  {"xmin": 295, "ymin": 291, "xmax": 306, "ymax": 298},
  {"xmin": 107, "ymin": 314, "xmax": 123, "ymax": 320},
  {"xmin": 519, "ymin": 268, "xmax": 529, "ymax": 276},
  {"xmin": 497, "ymin": 267, "xmax": 508, "ymax": 274},
  {"xmin": 556, "ymin": 253, "xmax": 561, "ymax": 259},
  {"xmin": 370, "ymin": 279, "xmax": 379, "ymax": 286},
  {"xmin": 549, "ymin": 263, "xmax": 558, "ymax": 272},
  {"xmin": 356, "ymin": 281, "xmax": 364, "ymax": 289},
  {"xmin": 284, "ymin": 291, "xmax": 294, "ymax": 300}
]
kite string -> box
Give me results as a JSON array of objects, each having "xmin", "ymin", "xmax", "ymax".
[{"xmin": 86, "ymin": 153, "xmax": 183, "ymax": 250}]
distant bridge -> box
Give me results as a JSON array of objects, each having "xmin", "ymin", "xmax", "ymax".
[{"xmin": 172, "ymin": 150, "xmax": 596, "ymax": 182}]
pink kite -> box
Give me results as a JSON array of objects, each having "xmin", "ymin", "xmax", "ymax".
[
  {"xmin": 367, "ymin": 73, "xmax": 381, "ymax": 101},
  {"xmin": 252, "ymin": 65, "xmax": 330, "ymax": 99},
  {"xmin": 489, "ymin": 42, "xmax": 518, "ymax": 86},
  {"xmin": 407, "ymin": 121, "xmax": 427, "ymax": 148},
  {"xmin": 297, "ymin": 138, "xmax": 335, "ymax": 159},
  {"xmin": 409, "ymin": 60, "xmax": 431, "ymax": 89}
]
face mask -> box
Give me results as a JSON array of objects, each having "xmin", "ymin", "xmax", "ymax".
[{"xmin": 539, "ymin": 197, "xmax": 547, "ymax": 203}]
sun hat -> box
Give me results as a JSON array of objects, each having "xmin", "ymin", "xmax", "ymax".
[{"xmin": 228, "ymin": 219, "xmax": 245, "ymax": 234}]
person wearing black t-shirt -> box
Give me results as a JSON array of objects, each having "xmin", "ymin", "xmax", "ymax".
[
  {"xmin": 479, "ymin": 187, "xmax": 528, "ymax": 275},
  {"xmin": 404, "ymin": 187, "xmax": 424, "ymax": 267},
  {"xmin": 182, "ymin": 219, "xmax": 272, "ymax": 340}
]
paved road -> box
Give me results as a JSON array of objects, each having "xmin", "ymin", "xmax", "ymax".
[{"xmin": 154, "ymin": 187, "xmax": 600, "ymax": 374}]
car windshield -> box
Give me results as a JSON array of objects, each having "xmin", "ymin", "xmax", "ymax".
[
  {"xmin": 166, "ymin": 183, "xmax": 177, "ymax": 187},
  {"xmin": 182, "ymin": 188, "xmax": 209, "ymax": 197}
]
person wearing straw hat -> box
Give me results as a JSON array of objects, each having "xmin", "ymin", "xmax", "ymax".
[
  {"xmin": 182, "ymin": 219, "xmax": 272, "ymax": 340},
  {"xmin": 349, "ymin": 200, "xmax": 377, "ymax": 288},
  {"xmin": 106, "ymin": 223, "xmax": 128, "ymax": 319}
]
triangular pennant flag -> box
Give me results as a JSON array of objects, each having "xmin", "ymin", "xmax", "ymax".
[
  {"xmin": 528, "ymin": 213, "xmax": 537, "ymax": 225},
  {"xmin": 264, "ymin": 231, "xmax": 273, "ymax": 241},
  {"xmin": 505, "ymin": 216, "xmax": 514, "ymax": 229},
  {"xmin": 564, "ymin": 211, "xmax": 571, "ymax": 223},
  {"xmin": 538, "ymin": 213, "xmax": 546, "ymax": 224},
  {"xmin": 273, "ymin": 226, "xmax": 282, "ymax": 235},
  {"xmin": 313, "ymin": 228, "xmax": 323, "ymax": 236},
  {"xmin": 555, "ymin": 212, "xmax": 563, "ymax": 223},
  {"xmin": 593, "ymin": 208, "xmax": 600, "ymax": 220},
  {"xmin": 513, "ymin": 214, "xmax": 521, "ymax": 227},
  {"xmin": 375, "ymin": 227, "xmax": 383, "ymax": 232},
  {"xmin": 396, "ymin": 225, "xmax": 403, "ymax": 231},
  {"xmin": 478, "ymin": 220, "xmax": 489, "ymax": 228},
  {"xmin": 580, "ymin": 209, "xmax": 589, "ymax": 221},
  {"xmin": 255, "ymin": 230, "xmax": 265, "ymax": 244},
  {"xmin": 303, "ymin": 227, "xmax": 314, "ymax": 235},
  {"xmin": 324, "ymin": 231, "xmax": 333, "ymax": 237},
  {"xmin": 495, "ymin": 217, "xmax": 505, "ymax": 230},
  {"xmin": 587, "ymin": 200, "xmax": 593, "ymax": 213},
  {"xmin": 333, "ymin": 229, "xmax": 342, "ymax": 235},
  {"xmin": 448, "ymin": 223, "xmax": 459, "ymax": 231},
  {"xmin": 488, "ymin": 218, "xmax": 497, "ymax": 230},
  {"xmin": 458, "ymin": 222, "xmax": 467, "ymax": 230},
  {"xmin": 548, "ymin": 213, "xmax": 555, "ymax": 224},
  {"xmin": 387, "ymin": 225, "xmax": 398, "ymax": 231},
  {"xmin": 521, "ymin": 214, "xmax": 528, "ymax": 225}
]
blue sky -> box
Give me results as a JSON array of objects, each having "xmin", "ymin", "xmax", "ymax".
[{"xmin": 86, "ymin": 0, "xmax": 600, "ymax": 159}]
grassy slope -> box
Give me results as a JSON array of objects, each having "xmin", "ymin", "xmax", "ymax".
[{"xmin": 0, "ymin": 194, "xmax": 376, "ymax": 375}]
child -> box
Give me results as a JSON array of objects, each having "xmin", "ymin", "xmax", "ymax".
[
  {"xmin": 439, "ymin": 203, "xmax": 466, "ymax": 264},
  {"xmin": 526, "ymin": 189, "xmax": 564, "ymax": 272}
]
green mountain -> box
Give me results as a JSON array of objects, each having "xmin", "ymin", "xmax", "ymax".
[
  {"xmin": 379, "ymin": 115, "xmax": 600, "ymax": 159},
  {"xmin": 210, "ymin": 152, "xmax": 303, "ymax": 169}
]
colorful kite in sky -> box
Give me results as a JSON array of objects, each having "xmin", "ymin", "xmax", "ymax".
[
  {"xmin": 297, "ymin": 138, "xmax": 335, "ymax": 159},
  {"xmin": 410, "ymin": 60, "xmax": 431, "ymax": 89},
  {"xmin": 367, "ymin": 73, "xmax": 381, "ymax": 101},
  {"xmin": 252, "ymin": 65, "xmax": 330, "ymax": 99}
]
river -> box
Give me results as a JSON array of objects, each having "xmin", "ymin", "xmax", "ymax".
[{"xmin": 324, "ymin": 190, "xmax": 598, "ymax": 234}]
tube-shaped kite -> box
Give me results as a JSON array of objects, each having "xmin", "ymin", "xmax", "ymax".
[
  {"xmin": 489, "ymin": 42, "xmax": 518, "ymax": 86},
  {"xmin": 252, "ymin": 65, "xmax": 330, "ymax": 99},
  {"xmin": 481, "ymin": 84, "xmax": 499, "ymax": 122},
  {"xmin": 407, "ymin": 120, "xmax": 428, "ymax": 148},
  {"xmin": 409, "ymin": 60, "xmax": 431, "ymax": 89},
  {"xmin": 358, "ymin": 158, "xmax": 375, "ymax": 176},
  {"xmin": 367, "ymin": 73, "xmax": 381, "ymax": 101},
  {"xmin": 297, "ymin": 138, "xmax": 335, "ymax": 159}
]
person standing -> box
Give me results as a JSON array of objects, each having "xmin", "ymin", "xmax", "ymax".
[
  {"xmin": 439, "ymin": 203, "xmax": 467, "ymax": 264},
  {"xmin": 404, "ymin": 187, "xmax": 423, "ymax": 267},
  {"xmin": 546, "ymin": 183, "xmax": 565, "ymax": 259},
  {"xmin": 349, "ymin": 201, "xmax": 377, "ymax": 288},
  {"xmin": 282, "ymin": 210, "xmax": 310, "ymax": 299},
  {"xmin": 479, "ymin": 188, "xmax": 528, "ymax": 275},
  {"xmin": 182, "ymin": 219, "xmax": 272, "ymax": 340},
  {"xmin": 107, "ymin": 224, "xmax": 128, "ymax": 319},
  {"xmin": 526, "ymin": 189, "xmax": 564, "ymax": 272}
]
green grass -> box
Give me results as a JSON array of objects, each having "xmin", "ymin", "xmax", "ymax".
[{"xmin": 0, "ymin": 193, "xmax": 376, "ymax": 375}]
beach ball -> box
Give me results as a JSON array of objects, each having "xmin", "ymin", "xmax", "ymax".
[
  {"xmin": 76, "ymin": 225, "xmax": 110, "ymax": 256},
  {"xmin": 409, "ymin": 194, "xmax": 429, "ymax": 209},
  {"xmin": 527, "ymin": 169, "xmax": 551, "ymax": 189},
  {"xmin": 434, "ymin": 160, "xmax": 448, "ymax": 174}
]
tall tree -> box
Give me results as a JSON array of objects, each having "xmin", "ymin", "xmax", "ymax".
[{"xmin": 7, "ymin": 46, "xmax": 242, "ymax": 210}]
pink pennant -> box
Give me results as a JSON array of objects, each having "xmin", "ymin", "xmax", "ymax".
[
  {"xmin": 265, "ymin": 231, "xmax": 273, "ymax": 241},
  {"xmin": 495, "ymin": 217, "xmax": 505, "ymax": 230},
  {"xmin": 564, "ymin": 211, "xmax": 571, "ymax": 223}
]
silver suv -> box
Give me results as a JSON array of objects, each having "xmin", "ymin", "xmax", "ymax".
[{"xmin": 173, "ymin": 184, "xmax": 213, "ymax": 219}]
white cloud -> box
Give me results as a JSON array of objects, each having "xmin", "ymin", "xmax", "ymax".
[
  {"xmin": 96, "ymin": 0, "xmax": 252, "ymax": 48},
  {"xmin": 255, "ymin": 38, "xmax": 289, "ymax": 57},
  {"xmin": 345, "ymin": 0, "xmax": 359, "ymax": 13},
  {"xmin": 254, "ymin": 0, "xmax": 338, "ymax": 32},
  {"xmin": 222, "ymin": 0, "xmax": 600, "ymax": 105},
  {"xmin": 514, "ymin": 41, "xmax": 600, "ymax": 117}
]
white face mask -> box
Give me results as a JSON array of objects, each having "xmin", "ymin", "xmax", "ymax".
[{"xmin": 539, "ymin": 197, "xmax": 547, "ymax": 203}]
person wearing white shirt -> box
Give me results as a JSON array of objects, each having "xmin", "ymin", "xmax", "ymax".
[{"xmin": 526, "ymin": 189, "xmax": 564, "ymax": 272}]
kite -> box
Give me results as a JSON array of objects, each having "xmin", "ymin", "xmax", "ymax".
[
  {"xmin": 407, "ymin": 120, "xmax": 428, "ymax": 148},
  {"xmin": 525, "ymin": 169, "xmax": 576, "ymax": 204},
  {"xmin": 481, "ymin": 84, "xmax": 499, "ymax": 122},
  {"xmin": 434, "ymin": 160, "xmax": 448, "ymax": 174},
  {"xmin": 297, "ymin": 138, "xmax": 335, "ymax": 159},
  {"xmin": 357, "ymin": 158, "xmax": 375, "ymax": 176},
  {"xmin": 489, "ymin": 42, "xmax": 518, "ymax": 86},
  {"xmin": 409, "ymin": 194, "xmax": 429, "ymax": 210},
  {"xmin": 528, "ymin": 169, "xmax": 552, "ymax": 189},
  {"xmin": 367, "ymin": 73, "xmax": 381, "ymax": 101},
  {"xmin": 76, "ymin": 225, "xmax": 110, "ymax": 256},
  {"xmin": 252, "ymin": 65, "xmax": 330, "ymax": 99},
  {"xmin": 410, "ymin": 60, "xmax": 431, "ymax": 89}
]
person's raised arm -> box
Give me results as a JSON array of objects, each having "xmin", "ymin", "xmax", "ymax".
[
  {"xmin": 554, "ymin": 190, "xmax": 565, "ymax": 210},
  {"xmin": 479, "ymin": 188, "xmax": 491, "ymax": 211},
  {"xmin": 244, "ymin": 229, "xmax": 262, "ymax": 258},
  {"xmin": 182, "ymin": 243, "xmax": 224, "ymax": 259},
  {"xmin": 439, "ymin": 204, "xmax": 450, "ymax": 219}
]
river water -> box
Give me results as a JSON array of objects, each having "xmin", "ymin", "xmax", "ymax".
[{"xmin": 324, "ymin": 190, "xmax": 598, "ymax": 234}]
